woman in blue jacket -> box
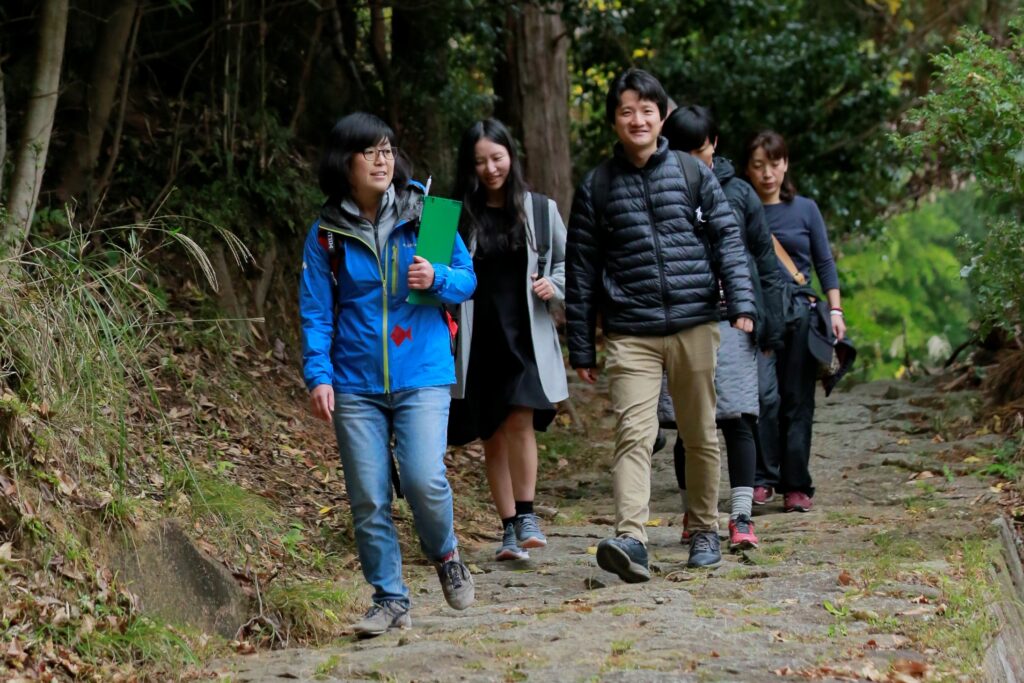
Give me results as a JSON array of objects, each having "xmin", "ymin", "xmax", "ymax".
[{"xmin": 300, "ymin": 112, "xmax": 478, "ymax": 638}]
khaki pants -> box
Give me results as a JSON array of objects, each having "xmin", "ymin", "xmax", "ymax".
[{"xmin": 605, "ymin": 322, "xmax": 721, "ymax": 543}]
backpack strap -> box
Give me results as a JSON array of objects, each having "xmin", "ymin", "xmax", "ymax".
[
  {"xmin": 673, "ymin": 150, "xmax": 705, "ymax": 223},
  {"xmin": 530, "ymin": 192, "xmax": 552, "ymax": 275},
  {"xmin": 316, "ymin": 228, "xmax": 344, "ymax": 285}
]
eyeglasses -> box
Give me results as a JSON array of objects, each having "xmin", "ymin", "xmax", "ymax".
[{"xmin": 361, "ymin": 146, "xmax": 398, "ymax": 161}]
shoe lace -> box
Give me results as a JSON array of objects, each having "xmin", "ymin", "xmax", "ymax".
[
  {"xmin": 518, "ymin": 514, "xmax": 541, "ymax": 535},
  {"xmin": 442, "ymin": 560, "xmax": 467, "ymax": 589},
  {"xmin": 691, "ymin": 531, "xmax": 718, "ymax": 554},
  {"xmin": 363, "ymin": 604, "xmax": 384, "ymax": 619},
  {"xmin": 733, "ymin": 517, "xmax": 752, "ymax": 534}
]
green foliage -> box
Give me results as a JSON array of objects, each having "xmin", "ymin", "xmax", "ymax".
[
  {"xmin": 898, "ymin": 17, "xmax": 1024, "ymax": 334},
  {"xmin": 841, "ymin": 191, "xmax": 976, "ymax": 378},
  {"xmin": 0, "ymin": 216, "xmax": 240, "ymax": 483},
  {"xmin": 568, "ymin": 0, "xmax": 907, "ymax": 235},
  {"xmin": 263, "ymin": 579, "xmax": 357, "ymax": 643}
]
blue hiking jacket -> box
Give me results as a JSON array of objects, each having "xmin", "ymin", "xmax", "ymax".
[{"xmin": 300, "ymin": 183, "xmax": 476, "ymax": 395}]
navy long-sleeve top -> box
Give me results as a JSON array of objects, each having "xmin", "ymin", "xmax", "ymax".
[{"xmin": 763, "ymin": 195, "xmax": 840, "ymax": 291}]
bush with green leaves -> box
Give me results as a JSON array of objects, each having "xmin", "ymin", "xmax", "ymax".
[
  {"xmin": 898, "ymin": 17, "xmax": 1024, "ymax": 335},
  {"xmin": 840, "ymin": 191, "xmax": 977, "ymax": 378},
  {"xmin": 568, "ymin": 0, "xmax": 907, "ymax": 236}
]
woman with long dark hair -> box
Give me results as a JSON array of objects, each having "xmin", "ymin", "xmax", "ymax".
[
  {"xmin": 300, "ymin": 112, "xmax": 477, "ymax": 638},
  {"xmin": 744, "ymin": 130, "xmax": 846, "ymax": 513},
  {"xmin": 448, "ymin": 118, "xmax": 568, "ymax": 561}
]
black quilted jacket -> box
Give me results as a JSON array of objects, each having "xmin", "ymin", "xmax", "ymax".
[{"xmin": 565, "ymin": 138, "xmax": 756, "ymax": 369}]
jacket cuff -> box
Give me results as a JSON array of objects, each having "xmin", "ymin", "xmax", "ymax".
[
  {"xmin": 569, "ymin": 353, "xmax": 597, "ymax": 369},
  {"xmin": 306, "ymin": 374, "xmax": 333, "ymax": 392},
  {"xmin": 429, "ymin": 264, "xmax": 450, "ymax": 294}
]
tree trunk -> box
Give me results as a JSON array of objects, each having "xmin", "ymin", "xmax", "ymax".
[
  {"xmin": 57, "ymin": 0, "xmax": 138, "ymax": 204},
  {"xmin": 496, "ymin": 3, "xmax": 573, "ymax": 216},
  {"xmin": 391, "ymin": 3, "xmax": 455, "ymax": 180},
  {"xmin": 3, "ymin": 0, "xmax": 69, "ymax": 257},
  {"xmin": 212, "ymin": 243, "xmax": 252, "ymax": 343},
  {"xmin": 0, "ymin": 59, "xmax": 7, "ymax": 201}
]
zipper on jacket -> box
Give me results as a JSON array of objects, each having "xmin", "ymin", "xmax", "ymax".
[
  {"xmin": 391, "ymin": 244, "xmax": 398, "ymax": 296},
  {"xmin": 642, "ymin": 172, "xmax": 672, "ymax": 334},
  {"xmin": 320, "ymin": 223, "xmax": 390, "ymax": 393}
]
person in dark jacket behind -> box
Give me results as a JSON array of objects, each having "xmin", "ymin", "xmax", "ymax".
[
  {"xmin": 743, "ymin": 129, "xmax": 846, "ymax": 513},
  {"xmin": 566, "ymin": 69, "xmax": 756, "ymax": 578},
  {"xmin": 656, "ymin": 105, "xmax": 787, "ymax": 551},
  {"xmin": 300, "ymin": 113, "xmax": 477, "ymax": 638}
]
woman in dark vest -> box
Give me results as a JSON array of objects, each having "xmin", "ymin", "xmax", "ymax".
[
  {"xmin": 744, "ymin": 129, "xmax": 846, "ymax": 513},
  {"xmin": 447, "ymin": 119, "xmax": 569, "ymax": 561}
]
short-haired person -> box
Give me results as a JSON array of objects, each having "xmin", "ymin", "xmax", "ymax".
[
  {"xmin": 658, "ymin": 105, "xmax": 787, "ymax": 550},
  {"xmin": 565, "ymin": 69, "xmax": 756, "ymax": 579},
  {"xmin": 300, "ymin": 113, "xmax": 477, "ymax": 638},
  {"xmin": 744, "ymin": 130, "xmax": 846, "ymax": 513}
]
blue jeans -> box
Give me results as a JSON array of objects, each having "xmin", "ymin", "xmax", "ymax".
[{"xmin": 332, "ymin": 386, "xmax": 457, "ymax": 607}]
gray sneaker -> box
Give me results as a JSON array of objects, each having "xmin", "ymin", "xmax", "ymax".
[
  {"xmin": 514, "ymin": 513, "xmax": 547, "ymax": 549},
  {"xmin": 435, "ymin": 548, "xmax": 475, "ymax": 610},
  {"xmin": 351, "ymin": 601, "xmax": 411, "ymax": 639},
  {"xmin": 687, "ymin": 530, "xmax": 723, "ymax": 569},
  {"xmin": 496, "ymin": 522, "xmax": 529, "ymax": 561}
]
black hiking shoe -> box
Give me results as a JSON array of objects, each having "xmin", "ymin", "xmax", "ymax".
[
  {"xmin": 596, "ymin": 536, "xmax": 651, "ymax": 583},
  {"xmin": 687, "ymin": 530, "xmax": 722, "ymax": 569}
]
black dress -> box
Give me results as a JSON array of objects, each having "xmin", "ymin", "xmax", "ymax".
[{"xmin": 448, "ymin": 207, "xmax": 557, "ymax": 445}]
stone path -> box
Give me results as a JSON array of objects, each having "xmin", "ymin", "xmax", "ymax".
[{"xmin": 215, "ymin": 379, "xmax": 1018, "ymax": 682}]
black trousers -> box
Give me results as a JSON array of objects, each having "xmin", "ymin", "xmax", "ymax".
[
  {"xmin": 674, "ymin": 415, "xmax": 757, "ymax": 490},
  {"xmin": 754, "ymin": 350, "xmax": 780, "ymax": 487},
  {"xmin": 771, "ymin": 308, "xmax": 818, "ymax": 496}
]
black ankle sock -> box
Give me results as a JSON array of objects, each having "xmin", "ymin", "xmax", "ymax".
[
  {"xmin": 501, "ymin": 516, "xmax": 516, "ymax": 530},
  {"xmin": 514, "ymin": 500, "xmax": 534, "ymax": 518}
]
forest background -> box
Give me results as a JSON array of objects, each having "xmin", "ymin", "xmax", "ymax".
[
  {"xmin": 2, "ymin": 0, "xmax": 1024, "ymax": 676},
  {"xmin": 2, "ymin": 0, "xmax": 1023, "ymax": 378}
]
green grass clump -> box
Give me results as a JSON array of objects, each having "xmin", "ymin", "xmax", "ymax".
[{"xmin": 263, "ymin": 579, "xmax": 358, "ymax": 643}]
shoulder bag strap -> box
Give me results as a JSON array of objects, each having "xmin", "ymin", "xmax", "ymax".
[{"xmin": 771, "ymin": 234, "xmax": 807, "ymax": 285}]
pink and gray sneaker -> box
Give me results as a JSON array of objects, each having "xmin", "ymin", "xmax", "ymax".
[{"xmin": 728, "ymin": 515, "xmax": 759, "ymax": 550}]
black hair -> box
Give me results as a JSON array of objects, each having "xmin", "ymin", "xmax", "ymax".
[
  {"xmin": 453, "ymin": 118, "xmax": 529, "ymax": 252},
  {"xmin": 318, "ymin": 112, "xmax": 410, "ymax": 202},
  {"xmin": 605, "ymin": 68, "xmax": 669, "ymax": 125},
  {"xmin": 743, "ymin": 129, "xmax": 797, "ymax": 202},
  {"xmin": 663, "ymin": 105, "xmax": 719, "ymax": 153}
]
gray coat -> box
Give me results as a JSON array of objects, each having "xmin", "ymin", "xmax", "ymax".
[
  {"xmin": 658, "ymin": 322, "xmax": 759, "ymax": 425},
  {"xmin": 452, "ymin": 193, "xmax": 570, "ymax": 404}
]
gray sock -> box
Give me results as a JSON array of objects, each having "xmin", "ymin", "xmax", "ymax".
[
  {"xmin": 730, "ymin": 486, "xmax": 754, "ymax": 520},
  {"xmin": 679, "ymin": 489, "xmax": 688, "ymax": 514}
]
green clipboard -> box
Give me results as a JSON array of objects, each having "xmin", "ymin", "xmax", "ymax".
[{"xmin": 407, "ymin": 195, "xmax": 463, "ymax": 306}]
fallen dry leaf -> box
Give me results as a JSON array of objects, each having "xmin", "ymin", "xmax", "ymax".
[
  {"xmin": 910, "ymin": 594, "xmax": 930, "ymax": 604},
  {"xmin": 838, "ymin": 569, "xmax": 854, "ymax": 586},
  {"xmin": 891, "ymin": 659, "xmax": 930, "ymax": 677}
]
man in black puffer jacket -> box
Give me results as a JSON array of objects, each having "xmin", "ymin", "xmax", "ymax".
[{"xmin": 566, "ymin": 69, "xmax": 756, "ymax": 579}]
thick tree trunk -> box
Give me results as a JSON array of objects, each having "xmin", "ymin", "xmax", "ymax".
[
  {"xmin": 3, "ymin": 0, "xmax": 69, "ymax": 256},
  {"xmin": 57, "ymin": 0, "xmax": 138, "ymax": 203},
  {"xmin": 496, "ymin": 3, "xmax": 573, "ymax": 216}
]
